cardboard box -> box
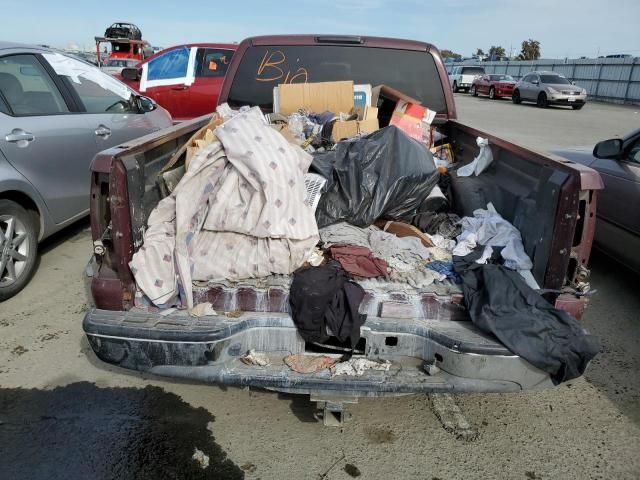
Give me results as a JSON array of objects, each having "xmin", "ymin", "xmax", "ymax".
[
  {"xmin": 332, "ymin": 105, "xmax": 379, "ymax": 141},
  {"xmin": 270, "ymin": 124, "xmax": 302, "ymax": 145},
  {"xmin": 389, "ymin": 98, "xmax": 435, "ymax": 144},
  {"xmin": 353, "ymin": 84, "xmax": 372, "ymax": 106},
  {"xmin": 371, "ymin": 84, "xmax": 422, "ymax": 107},
  {"xmin": 277, "ymin": 81, "xmax": 354, "ymax": 115},
  {"xmin": 390, "ymin": 110, "xmax": 423, "ymax": 141},
  {"xmin": 275, "ymin": 81, "xmax": 373, "ymax": 114},
  {"xmin": 273, "ymin": 81, "xmax": 380, "ymax": 141},
  {"xmin": 332, "ymin": 120, "xmax": 359, "ymax": 140}
]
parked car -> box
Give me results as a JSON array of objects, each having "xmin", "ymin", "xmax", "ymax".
[
  {"xmin": 0, "ymin": 42, "xmax": 172, "ymax": 300},
  {"xmin": 470, "ymin": 74, "xmax": 516, "ymax": 99},
  {"xmin": 104, "ymin": 22, "xmax": 142, "ymax": 40},
  {"xmin": 101, "ymin": 58, "xmax": 139, "ymax": 76},
  {"xmin": 448, "ymin": 65, "xmax": 485, "ymax": 92},
  {"xmin": 553, "ymin": 129, "xmax": 640, "ymax": 272},
  {"xmin": 119, "ymin": 43, "xmax": 237, "ymax": 121},
  {"xmin": 83, "ymin": 35, "xmax": 602, "ymax": 409},
  {"xmin": 512, "ymin": 71, "xmax": 587, "ymax": 109}
]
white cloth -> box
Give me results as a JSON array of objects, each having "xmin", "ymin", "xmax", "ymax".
[
  {"xmin": 455, "ymin": 207, "xmax": 533, "ymax": 271},
  {"xmin": 130, "ymin": 108, "xmax": 319, "ymax": 308},
  {"xmin": 369, "ymin": 230, "xmax": 432, "ymax": 272},
  {"xmin": 427, "ymin": 233, "xmax": 456, "ymax": 253},
  {"xmin": 457, "ymin": 137, "xmax": 494, "ymax": 177},
  {"xmin": 452, "ymin": 232, "xmax": 477, "ymax": 257}
]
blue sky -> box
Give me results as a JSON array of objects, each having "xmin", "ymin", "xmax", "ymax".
[{"xmin": 7, "ymin": 0, "xmax": 639, "ymax": 59}]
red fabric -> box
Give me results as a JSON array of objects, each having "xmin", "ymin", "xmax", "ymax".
[{"xmin": 329, "ymin": 245, "xmax": 388, "ymax": 278}]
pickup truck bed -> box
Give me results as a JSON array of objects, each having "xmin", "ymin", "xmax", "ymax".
[{"xmin": 83, "ymin": 35, "xmax": 602, "ymax": 399}]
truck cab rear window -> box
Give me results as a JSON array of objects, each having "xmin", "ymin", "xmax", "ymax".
[
  {"xmin": 227, "ymin": 45, "xmax": 447, "ymax": 114},
  {"xmin": 461, "ymin": 67, "xmax": 484, "ymax": 75}
]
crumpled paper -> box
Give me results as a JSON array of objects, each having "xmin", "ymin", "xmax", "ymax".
[
  {"xmin": 331, "ymin": 358, "xmax": 392, "ymax": 377},
  {"xmin": 241, "ymin": 349, "xmax": 270, "ymax": 367}
]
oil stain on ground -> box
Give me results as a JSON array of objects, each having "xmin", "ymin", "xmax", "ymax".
[
  {"xmin": 364, "ymin": 425, "xmax": 397, "ymax": 444},
  {"xmin": 344, "ymin": 463, "xmax": 362, "ymax": 477},
  {"xmin": 0, "ymin": 382, "xmax": 244, "ymax": 480}
]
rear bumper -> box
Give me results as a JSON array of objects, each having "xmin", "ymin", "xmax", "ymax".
[{"xmin": 83, "ymin": 308, "xmax": 553, "ymax": 396}]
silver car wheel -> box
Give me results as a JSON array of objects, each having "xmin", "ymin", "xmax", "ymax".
[{"xmin": 0, "ymin": 215, "xmax": 30, "ymax": 287}]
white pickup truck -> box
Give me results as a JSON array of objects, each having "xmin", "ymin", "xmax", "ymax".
[{"xmin": 449, "ymin": 65, "xmax": 485, "ymax": 92}]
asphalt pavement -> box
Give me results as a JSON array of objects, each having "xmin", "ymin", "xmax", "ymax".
[{"xmin": 1, "ymin": 96, "xmax": 639, "ymax": 480}]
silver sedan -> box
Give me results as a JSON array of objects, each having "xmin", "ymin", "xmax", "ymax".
[
  {"xmin": 512, "ymin": 71, "xmax": 587, "ymax": 109},
  {"xmin": 0, "ymin": 42, "xmax": 172, "ymax": 300}
]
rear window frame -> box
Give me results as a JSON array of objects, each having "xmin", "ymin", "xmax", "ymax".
[
  {"xmin": 225, "ymin": 43, "xmax": 449, "ymax": 115},
  {"xmin": 461, "ymin": 66, "xmax": 485, "ymax": 75}
]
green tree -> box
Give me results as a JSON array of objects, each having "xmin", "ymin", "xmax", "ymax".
[
  {"xmin": 441, "ymin": 49, "xmax": 462, "ymax": 60},
  {"xmin": 488, "ymin": 46, "xmax": 506, "ymax": 59},
  {"xmin": 518, "ymin": 39, "xmax": 541, "ymax": 60},
  {"xmin": 475, "ymin": 48, "xmax": 485, "ymax": 57}
]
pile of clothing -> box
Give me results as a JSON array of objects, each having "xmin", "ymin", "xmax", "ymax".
[
  {"xmin": 130, "ymin": 107, "xmax": 319, "ymax": 309},
  {"xmin": 318, "ymin": 222, "xmax": 450, "ymax": 288},
  {"xmin": 129, "ymin": 102, "xmax": 599, "ymax": 384}
]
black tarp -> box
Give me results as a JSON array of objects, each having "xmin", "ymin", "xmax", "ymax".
[
  {"xmin": 453, "ymin": 249, "xmax": 600, "ymax": 384},
  {"xmin": 311, "ymin": 126, "xmax": 439, "ymax": 228}
]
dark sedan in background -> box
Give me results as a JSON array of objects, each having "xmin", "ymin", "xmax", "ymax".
[{"xmin": 554, "ymin": 129, "xmax": 640, "ymax": 272}]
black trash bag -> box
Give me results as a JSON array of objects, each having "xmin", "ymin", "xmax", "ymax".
[
  {"xmin": 453, "ymin": 249, "xmax": 600, "ymax": 384},
  {"xmin": 311, "ymin": 126, "xmax": 439, "ymax": 228}
]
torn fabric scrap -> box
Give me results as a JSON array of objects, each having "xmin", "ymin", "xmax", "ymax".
[{"xmin": 284, "ymin": 354, "xmax": 337, "ymax": 374}]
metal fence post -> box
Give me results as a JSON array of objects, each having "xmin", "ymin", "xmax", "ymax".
[
  {"xmin": 594, "ymin": 60, "xmax": 604, "ymax": 100},
  {"xmin": 570, "ymin": 61, "xmax": 577, "ymax": 82},
  {"xmin": 623, "ymin": 58, "xmax": 637, "ymax": 104}
]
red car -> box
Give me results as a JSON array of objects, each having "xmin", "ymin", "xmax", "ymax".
[
  {"xmin": 470, "ymin": 74, "xmax": 516, "ymax": 99},
  {"xmin": 120, "ymin": 43, "xmax": 236, "ymax": 120}
]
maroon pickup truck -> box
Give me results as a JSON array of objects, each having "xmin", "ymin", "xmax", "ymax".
[{"xmin": 83, "ymin": 35, "xmax": 602, "ymax": 415}]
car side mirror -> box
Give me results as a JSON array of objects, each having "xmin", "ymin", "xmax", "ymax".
[
  {"xmin": 122, "ymin": 67, "xmax": 141, "ymax": 81},
  {"xmin": 593, "ymin": 138, "xmax": 623, "ymax": 159},
  {"xmin": 532, "ymin": 80, "xmax": 539, "ymax": 85},
  {"xmin": 571, "ymin": 81, "xmax": 576, "ymax": 85},
  {"xmin": 137, "ymin": 95, "xmax": 157, "ymax": 113}
]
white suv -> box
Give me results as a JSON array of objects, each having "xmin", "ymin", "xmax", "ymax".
[{"xmin": 449, "ymin": 65, "xmax": 485, "ymax": 93}]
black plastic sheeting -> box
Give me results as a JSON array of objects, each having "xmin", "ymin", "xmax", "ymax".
[
  {"xmin": 311, "ymin": 126, "xmax": 439, "ymax": 228},
  {"xmin": 454, "ymin": 248, "xmax": 600, "ymax": 384}
]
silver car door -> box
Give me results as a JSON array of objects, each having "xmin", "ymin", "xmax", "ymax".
[
  {"xmin": 46, "ymin": 54, "xmax": 166, "ymax": 148},
  {"xmin": 520, "ymin": 74, "xmax": 532, "ymax": 100},
  {"xmin": 529, "ymin": 74, "xmax": 541, "ymax": 100},
  {"xmin": 0, "ymin": 53, "xmax": 98, "ymax": 224}
]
